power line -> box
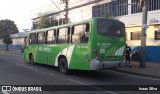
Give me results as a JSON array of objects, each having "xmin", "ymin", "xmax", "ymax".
[
  {"xmin": 30, "ymin": 0, "xmax": 83, "ymax": 12},
  {"xmin": 50, "ymin": 0, "xmax": 65, "ymax": 15}
]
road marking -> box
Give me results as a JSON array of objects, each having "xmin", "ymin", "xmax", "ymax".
[
  {"xmin": 15, "ymin": 63, "xmax": 39, "ymax": 71},
  {"xmin": 25, "ymin": 66, "xmax": 39, "ymax": 71},
  {"xmin": 67, "ymin": 79, "xmax": 118, "ymax": 94},
  {"xmin": 50, "ymin": 74, "xmax": 54, "ymax": 75},
  {"xmin": 2, "ymin": 91, "xmax": 9, "ymax": 94},
  {"xmin": 112, "ymin": 70, "xmax": 160, "ymax": 81},
  {"xmin": 67, "ymin": 79, "xmax": 88, "ymax": 85}
]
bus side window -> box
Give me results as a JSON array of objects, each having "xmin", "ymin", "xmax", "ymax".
[
  {"xmin": 26, "ymin": 37, "xmax": 29, "ymax": 47},
  {"xmin": 83, "ymin": 23, "xmax": 90, "ymax": 43},
  {"xmin": 30, "ymin": 33, "xmax": 36, "ymax": 44},
  {"xmin": 23, "ymin": 37, "xmax": 29, "ymax": 48},
  {"xmin": 71, "ymin": 26, "xmax": 74, "ymax": 43},
  {"xmin": 85, "ymin": 23, "xmax": 90, "ymax": 32},
  {"xmin": 44, "ymin": 31, "xmax": 47, "ymax": 44},
  {"xmin": 47, "ymin": 30, "xmax": 55, "ymax": 44},
  {"xmin": 37, "ymin": 32, "xmax": 45, "ymax": 44},
  {"xmin": 57, "ymin": 28, "xmax": 67, "ymax": 44},
  {"xmin": 72, "ymin": 25, "xmax": 84, "ymax": 43},
  {"xmin": 67, "ymin": 27, "xmax": 70, "ymax": 43},
  {"xmin": 55, "ymin": 29, "xmax": 59, "ymax": 44}
]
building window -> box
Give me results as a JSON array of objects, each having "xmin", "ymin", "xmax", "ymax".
[
  {"xmin": 148, "ymin": 0, "xmax": 160, "ymax": 11},
  {"xmin": 131, "ymin": 0, "xmax": 142, "ymax": 14},
  {"xmin": 131, "ymin": 32, "xmax": 141, "ymax": 40},
  {"xmin": 92, "ymin": 5, "xmax": 100, "ymax": 17},
  {"xmin": 131, "ymin": 0, "xmax": 160, "ymax": 14},
  {"xmin": 92, "ymin": 0, "xmax": 128, "ymax": 17},
  {"xmin": 155, "ymin": 30, "xmax": 160, "ymax": 40}
]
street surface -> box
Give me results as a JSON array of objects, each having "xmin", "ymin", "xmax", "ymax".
[{"xmin": 0, "ymin": 52, "xmax": 160, "ymax": 94}]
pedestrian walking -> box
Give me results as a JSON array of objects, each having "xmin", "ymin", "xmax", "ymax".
[{"xmin": 125, "ymin": 45, "xmax": 132, "ymax": 67}]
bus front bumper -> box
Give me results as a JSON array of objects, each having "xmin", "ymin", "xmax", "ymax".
[{"xmin": 91, "ymin": 59, "xmax": 124, "ymax": 70}]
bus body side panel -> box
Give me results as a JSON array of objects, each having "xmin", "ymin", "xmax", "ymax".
[
  {"xmin": 50, "ymin": 44, "xmax": 70, "ymax": 66},
  {"xmin": 24, "ymin": 45, "xmax": 37, "ymax": 62},
  {"xmin": 68, "ymin": 44, "xmax": 91, "ymax": 70}
]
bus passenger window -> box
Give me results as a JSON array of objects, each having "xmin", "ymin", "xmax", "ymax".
[
  {"xmin": 72, "ymin": 25, "xmax": 84, "ymax": 43},
  {"xmin": 23, "ymin": 37, "xmax": 29, "ymax": 48},
  {"xmin": 80, "ymin": 32, "xmax": 89, "ymax": 43},
  {"xmin": 47, "ymin": 30, "xmax": 55, "ymax": 44},
  {"xmin": 80, "ymin": 23, "xmax": 90, "ymax": 43},
  {"xmin": 67, "ymin": 27, "xmax": 70, "ymax": 43},
  {"xmin": 30, "ymin": 33, "xmax": 36, "ymax": 44},
  {"xmin": 57, "ymin": 28, "xmax": 67, "ymax": 44},
  {"xmin": 37, "ymin": 32, "xmax": 45, "ymax": 44},
  {"xmin": 83, "ymin": 23, "xmax": 90, "ymax": 43},
  {"xmin": 85, "ymin": 23, "xmax": 90, "ymax": 32}
]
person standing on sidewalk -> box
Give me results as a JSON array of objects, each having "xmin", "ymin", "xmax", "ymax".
[{"xmin": 125, "ymin": 45, "xmax": 132, "ymax": 67}]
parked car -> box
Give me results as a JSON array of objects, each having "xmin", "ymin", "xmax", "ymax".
[{"xmin": 131, "ymin": 46, "xmax": 140, "ymax": 61}]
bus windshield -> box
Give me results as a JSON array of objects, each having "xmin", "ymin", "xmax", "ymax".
[{"xmin": 97, "ymin": 18, "xmax": 125, "ymax": 37}]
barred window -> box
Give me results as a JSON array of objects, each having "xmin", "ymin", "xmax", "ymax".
[
  {"xmin": 148, "ymin": 0, "xmax": 160, "ymax": 11},
  {"xmin": 131, "ymin": 0, "xmax": 160, "ymax": 14},
  {"xmin": 131, "ymin": 0, "xmax": 142, "ymax": 14},
  {"xmin": 131, "ymin": 32, "xmax": 141, "ymax": 40},
  {"xmin": 92, "ymin": 0, "xmax": 128, "ymax": 17},
  {"xmin": 155, "ymin": 30, "xmax": 160, "ymax": 40},
  {"xmin": 92, "ymin": 5, "xmax": 100, "ymax": 17}
]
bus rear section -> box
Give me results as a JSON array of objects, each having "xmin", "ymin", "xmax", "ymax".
[{"xmin": 90, "ymin": 18, "xmax": 126, "ymax": 70}]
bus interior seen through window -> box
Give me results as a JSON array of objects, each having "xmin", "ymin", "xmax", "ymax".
[{"xmin": 29, "ymin": 23, "xmax": 90, "ymax": 45}]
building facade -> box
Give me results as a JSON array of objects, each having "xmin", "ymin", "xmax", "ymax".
[
  {"xmin": 9, "ymin": 32, "xmax": 28, "ymax": 50},
  {"xmin": 31, "ymin": 0, "xmax": 160, "ymax": 62}
]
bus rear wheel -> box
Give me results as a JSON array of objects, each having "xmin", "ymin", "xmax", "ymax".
[
  {"xmin": 29, "ymin": 54, "xmax": 35, "ymax": 65},
  {"xmin": 58, "ymin": 58, "xmax": 69, "ymax": 74}
]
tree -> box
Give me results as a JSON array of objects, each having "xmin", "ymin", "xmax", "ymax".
[
  {"xmin": 0, "ymin": 19, "xmax": 19, "ymax": 38},
  {"xmin": 0, "ymin": 19, "xmax": 19, "ymax": 50},
  {"xmin": 39, "ymin": 16, "xmax": 51, "ymax": 29},
  {"xmin": 3, "ymin": 37, "xmax": 12, "ymax": 51}
]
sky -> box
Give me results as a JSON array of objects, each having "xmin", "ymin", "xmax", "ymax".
[
  {"xmin": 0, "ymin": 0, "xmax": 54, "ymax": 31},
  {"xmin": 0, "ymin": 0, "xmax": 94, "ymax": 32}
]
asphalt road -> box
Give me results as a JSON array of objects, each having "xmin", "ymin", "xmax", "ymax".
[{"xmin": 0, "ymin": 52, "xmax": 160, "ymax": 94}]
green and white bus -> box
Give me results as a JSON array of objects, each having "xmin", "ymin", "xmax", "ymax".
[{"xmin": 24, "ymin": 17, "xmax": 126, "ymax": 73}]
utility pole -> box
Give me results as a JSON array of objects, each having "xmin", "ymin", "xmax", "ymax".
[
  {"xmin": 61, "ymin": 0, "xmax": 69, "ymax": 24},
  {"xmin": 138, "ymin": 0, "xmax": 148, "ymax": 68}
]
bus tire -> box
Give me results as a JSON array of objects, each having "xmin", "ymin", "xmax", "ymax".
[
  {"xmin": 58, "ymin": 58, "xmax": 69, "ymax": 74},
  {"xmin": 29, "ymin": 54, "xmax": 35, "ymax": 65}
]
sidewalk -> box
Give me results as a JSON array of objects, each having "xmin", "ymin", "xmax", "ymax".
[
  {"xmin": 115, "ymin": 61, "xmax": 160, "ymax": 79},
  {"xmin": 0, "ymin": 48, "xmax": 23, "ymax": 55},
  {"xmin": 0, "ymin": 48, "xmax": 160, "ymax": 79}
]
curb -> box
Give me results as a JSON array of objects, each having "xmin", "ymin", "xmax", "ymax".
[
  {"xmin": 0, "ymin": 50, "xmax": 23, "ymax": 55},
  {"xmin": 113, "ymin": 68, "xmax": 160, "ymax": 79}
]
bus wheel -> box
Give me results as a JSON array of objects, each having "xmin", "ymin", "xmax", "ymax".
[
  {"xmin": 29, "ymin": 54, "xmax": 35, "ymax": 65},
  {"xmin": 58, "ymin": 58, "xmax": 69, "ymax": 74}
]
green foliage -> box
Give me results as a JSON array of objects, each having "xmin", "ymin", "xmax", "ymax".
[
  {"xmin": 0, "ymin": 19, "xmax": 19, "ymax": 38},
  {"xmin": 39, "ymin": 16, "xmax": 51, "ymax": 29},
  {"xmin": 137, "ymin": 0, "xmax": 145, "ymax": 7},
  {"xmin": 3, "ymin": 36, "xmax": 12, "ymax": 51}
]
